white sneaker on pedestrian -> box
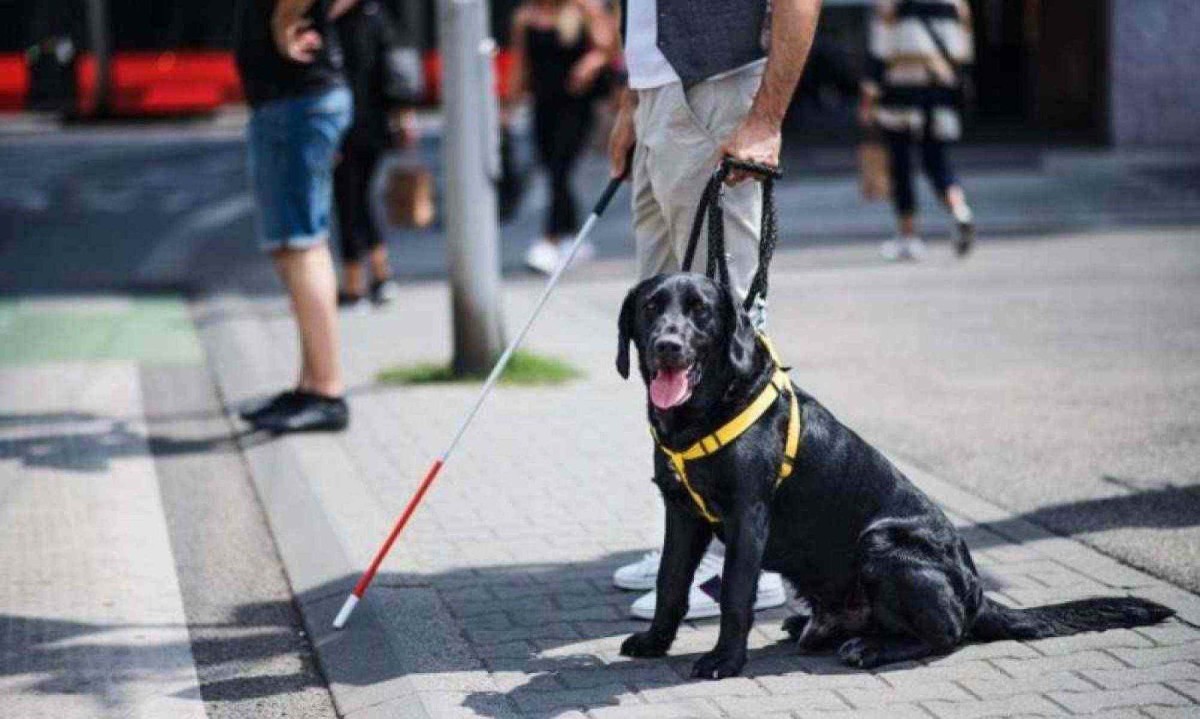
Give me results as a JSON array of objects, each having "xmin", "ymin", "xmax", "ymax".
[
  {"xmin": 881, "ymin": 236, "xmax": 924, "ymax": 262},
  {"xmin": 904, "ymin": 235, "xmax": 927, "ymax": 260},
  {"xmin": 880, "ymin": 237, "xmax": 908, "ymax": 262},
  {"xmin": 613, "ymin": 550, "xmax": 661, "ymax": 591},
  {"xmin": 523, "ymin": 238, "xmax": 560, "ymax": 275},
  {"xmin": 628, "ymin": 552, "xmax": 788, "ymax": 620}
]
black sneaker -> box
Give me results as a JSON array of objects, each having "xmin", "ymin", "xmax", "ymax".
[
  {"xmin": 369, "ymin": 278, "xmax": 399, "ymax": 306},
  {"xmin": 954, "ymin": 220, "xmax": 975, "ymax": 258},
  {"xmin": 252, "ymin": 391, "xmax": 349, "ymax": 433},
  {"xmin": 338, "ymin": 290, "xmax": 367, "ymax": 311},
  {"xmin": 238, "ymin": 389, "xmax": 300, "ymax": 422}
]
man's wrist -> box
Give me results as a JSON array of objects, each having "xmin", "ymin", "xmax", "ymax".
[{"xmin": 746, "ymin": 101, "xmax": 784, "ymax": 131}]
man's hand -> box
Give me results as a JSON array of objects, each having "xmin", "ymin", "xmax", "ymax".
[
  {"xmin": 718, "ymin": 0, "xmax": 821, "ymax": 185},
  {"xmin": 608, "ymin": 91, "xmax": 637, "ymax": 178},
  {"xmin": 718, "ymin": 111, "xmax": 782, "ymax": 184}
]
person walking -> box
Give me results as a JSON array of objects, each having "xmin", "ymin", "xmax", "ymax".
[
  {"xmin": 606, "ymin": 0, "xmax": 821, "ymax": 620},
  {"xmin": 510, "ymin": 0, "xmax": 616, "ymax": 275},
  {"xmin": 859, "ymin": 0, "xmax": 976, "ymax": 261},
  {"xmin": 333, "ymin": 0, "xmax": 419, "ymax": 309},
  {"xmin": 235, "ymin": 0, "xmax": 355, "ymax": 432}
]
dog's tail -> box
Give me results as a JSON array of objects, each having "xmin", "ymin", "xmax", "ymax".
[{"xmin": 970, "ymin": 595, "xmax": 1173, "ymax": 642}]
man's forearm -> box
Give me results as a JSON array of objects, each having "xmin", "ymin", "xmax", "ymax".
[{"xmin": 751, "ymin": 0, "xmax": 821, "ymax": 125}]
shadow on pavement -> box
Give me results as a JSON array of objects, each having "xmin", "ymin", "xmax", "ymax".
[
  {"xmin": 0, "ymin": 416, "xmax": 273, "ymax": 471},
  {"xmin": 0, "ymin": 604, "xmax": 323, "ymax": 705}
]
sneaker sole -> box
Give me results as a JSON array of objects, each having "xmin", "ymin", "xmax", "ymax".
[
  {"xmin": 629, "ymin": 589, "xmax": 788, "ymax": 620},
  {"xmin": 613, "ymin": 576, "xmax": 657, "ymax": 592}
]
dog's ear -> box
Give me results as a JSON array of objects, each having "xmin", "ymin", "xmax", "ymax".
[
  {"xmin": 616, "ymin": 286, "xmax": 638, "ymax": 379},
  {"xmin": 723, "ymin": 286, "xmax": 757, "ymax": 379}
]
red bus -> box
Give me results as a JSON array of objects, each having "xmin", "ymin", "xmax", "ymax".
[{"xmin": 2, "ymin": 0, "xmax": 519, "ymax": 117}]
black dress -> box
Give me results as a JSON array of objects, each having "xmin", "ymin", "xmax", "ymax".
[{"xmin": 525, "ymin": 23, "xmax": 596, "ymax": 237}]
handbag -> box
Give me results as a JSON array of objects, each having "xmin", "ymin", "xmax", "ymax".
[
  {"xmin": 384, "ymin": 154, "xmax": 436, "ymax": 229},
  {"xmin": 858, "ymin": 130, "xmax": 891, "ymax": 202}
]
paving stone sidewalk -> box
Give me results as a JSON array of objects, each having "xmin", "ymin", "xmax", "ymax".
[{"xmin": 198, "ymin": 232, "xmax": 1200, "ymax": 719}]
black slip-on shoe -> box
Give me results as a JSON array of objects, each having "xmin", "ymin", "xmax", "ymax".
[
  {"xmin": 252, "ymin": 391, "xmax": 349, "ymax": 433},
  {"xmin": 338, "ymin": 290, "xmax": 367, "ymax": 311},
  {"xmin": 954, "ymin": 220, "xmax": 975, "ymax": 258},
  {"xmin": 369, "ymin": 278, "xmax": 400, "ymax": 306},
  {"xmin": 238, "ymin": 389, "xmax": 300, "ymax": 422}
]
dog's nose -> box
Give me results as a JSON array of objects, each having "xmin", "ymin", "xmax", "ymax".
[{"xmin": 654, "ymin": 337, "xmax": 685, "ymax": 363}]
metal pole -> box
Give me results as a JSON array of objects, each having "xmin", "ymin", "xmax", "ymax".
[
  {"xmin": 84, "ymin": 0, "xmax": 111, "ymax": 116},
  {"xmin": 441, "ymin": 0, "xmax": 505, "ymax": 375}
]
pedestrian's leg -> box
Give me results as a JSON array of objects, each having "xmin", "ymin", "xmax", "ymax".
[
  {"xmin": 273, "ymin": 245, "xmax": 344, "ymax": 397},
  {"xmin": 354, "ymin": 147, "xmax": 396, "ymax": 289},
  {"xmin": 887, "ymin": 130, "xmax": 916, "ymax": 235},
  {"xmin": 334, "ymin": 144, "xmax": 368, "ymax": 297},
  {"xmin": 921, "ymin": 136, "xmax": 974, "ymax": 255},
  {"xmin": 883, "ymin": 129, "xmax": 921, "ymax": 260}
]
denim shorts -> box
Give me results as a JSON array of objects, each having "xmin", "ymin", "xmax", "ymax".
[{"xmin": 246, "ymin": 86, "xmax": 353, "ymax": 252}]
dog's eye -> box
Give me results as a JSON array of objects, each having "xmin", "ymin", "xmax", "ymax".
[
  {"xmin": 643, "ymin": 300, "xmax": 659, "ymax": 317},
  {"xmin": 688, "ymin": 300, "xmax": 710, "ymax": 320}
]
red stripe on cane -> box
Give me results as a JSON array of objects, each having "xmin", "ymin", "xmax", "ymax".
[{"xmin": 350, "ymin": 459, "xmax": 445, "ymax": 598}]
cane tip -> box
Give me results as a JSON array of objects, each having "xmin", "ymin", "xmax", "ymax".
[{"xmin": 333, "ymin": 594, "xmax": 359, "ymax": 630}]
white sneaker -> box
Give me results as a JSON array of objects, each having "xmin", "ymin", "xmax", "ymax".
[
  {"xmin": 613, "ymin": 550, "xmax": 661, "ymax": 591},
  {"xmin": 523, "ymin": 239, "xmax": 560, "ymax": 275},
  {"xmin": 881, "ymin": 236, "xmax": 924, "ymax": 262},
  {"xmin": 904, "ymin": 236, "xmax": 927, "ymax": 260},
  {"xmin": 880, "ymin": 238, "xmax": 908, "ymax": 262},
  {"xmin": 560, "ymin": 239, "xmax": 595, "ymax": 268},
  {"xmin": 628, "ymin": 553, "xmax": 788, "ymax": 620}
]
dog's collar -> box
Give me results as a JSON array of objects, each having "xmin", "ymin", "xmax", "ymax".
[{"xmin": 650, "ymin": 334, "xmax": 802, "ymax": 524}]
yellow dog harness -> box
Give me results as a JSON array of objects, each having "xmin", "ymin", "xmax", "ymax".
[{"xmin": 651, "ymin": 336, "xmax": 802, "ymax": 524}]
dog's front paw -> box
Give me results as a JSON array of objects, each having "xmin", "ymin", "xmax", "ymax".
[
  {"xmin": 690, "ymin": 648, "xmax": 746, "ymax": 680},
  {"xmin": 837, "ymin": 637, "xmax": 881, "ymax": 669},
  {"xmin": 620, "ymin": 631, "xmax": 670, "ymax": 658}
]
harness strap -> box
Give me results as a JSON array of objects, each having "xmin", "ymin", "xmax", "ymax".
[{"xmin": 652, "ymin": 356, "xmax": 802, "ymax": 524}]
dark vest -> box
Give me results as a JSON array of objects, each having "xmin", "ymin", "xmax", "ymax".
[{"xmin": 621, "ymin": 0, "xmax": 768, "ymax": 86}]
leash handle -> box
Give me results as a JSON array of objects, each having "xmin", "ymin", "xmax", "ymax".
[
  {"xmin": 682, "ymin": 157, "xmax": 782, "ymax": 312},
  {"xmin": 723, "ymin": 157, "xmax": 783, "ymax": 180}
]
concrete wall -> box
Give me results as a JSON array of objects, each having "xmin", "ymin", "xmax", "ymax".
[{"xmin": 1110, "ymin": 0, "xmax": 1200, "ymax": 146}]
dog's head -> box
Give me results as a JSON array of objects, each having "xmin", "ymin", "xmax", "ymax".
[{"xmin": 616, "ymin": 273, "xmax": 759, "ymax": 411}]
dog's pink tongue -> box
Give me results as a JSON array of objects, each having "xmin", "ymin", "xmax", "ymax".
[{"xmin": 650, "ymin": 368, "xmax": 690, "ymax": 410}]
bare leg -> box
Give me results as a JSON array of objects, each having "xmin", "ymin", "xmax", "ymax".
[
  {"xmin": 367, "ymin": 244, "xmax": 391, "ymax": 282},
  {"xmin": 943, "ymin": 185, "xmax": 972, "ymax": 223},
  {"xmin": 343, "ymin": 260, "xmax": 366, "ymax": 296},
  {"xmin": 898, "ymin": 213, "xmax": 917, "ymax": 238},
  {"xmin": 272, "ymin": 244, "xmax": 344, "ymax": 397}
]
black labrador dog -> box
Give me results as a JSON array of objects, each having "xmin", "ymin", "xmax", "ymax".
[{"xmin": 615, "ymin": 273, "xmax": 1172, "ymax": 679}]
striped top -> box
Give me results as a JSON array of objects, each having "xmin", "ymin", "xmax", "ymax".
[{"xmin": 862, "ymin": 0, "xmax": 974, "ymax": 141}]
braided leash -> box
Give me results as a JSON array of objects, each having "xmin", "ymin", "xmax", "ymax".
[{"xmin": 682, "ymin": 158, "xmax": 783, "ymax": 313}]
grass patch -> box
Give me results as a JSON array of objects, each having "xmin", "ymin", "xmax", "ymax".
[{"xmin": 377, "ymin": 350, "xmax": 582, "ymax": 387}]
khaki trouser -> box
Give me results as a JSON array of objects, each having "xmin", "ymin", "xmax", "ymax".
[{"xmin": 632, "ymin": 62, "xmax": 766, "ymax": 320}]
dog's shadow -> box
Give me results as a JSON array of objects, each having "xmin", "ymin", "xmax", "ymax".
[
  {"xmin": 458, "ymin": 564, "xmax": 1022, "ymax": 717},
  {"xmin": 461, "ymin": 617, "xmax": 909, "ymax": 717}
]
